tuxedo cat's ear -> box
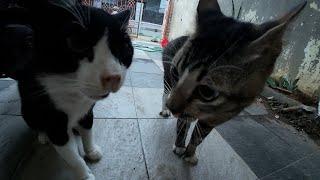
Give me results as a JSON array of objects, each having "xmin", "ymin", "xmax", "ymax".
[
  {"xmin": 114, "ymin": 10, "xmax": 131, "ymax": 29},
  {"xmin": 197, "ymin": 0, "xmax": 221, "ymax": 13},
  {"xmin": 243, "ymin": 1, "xmax": 306, "ymax": 67}
]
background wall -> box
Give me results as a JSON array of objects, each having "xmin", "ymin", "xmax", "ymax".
[{"xmin": 168, "ymin": 0, "xmax": 320, "ymax": 98}]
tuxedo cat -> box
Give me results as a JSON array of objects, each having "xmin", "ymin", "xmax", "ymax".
[
  {"xmin": 2, "ymin": 1, "xmax": 133, "ymax": 179},
  {"xmin": 160, "ymin": 0, "xmax": 306, "ymax": 165}
]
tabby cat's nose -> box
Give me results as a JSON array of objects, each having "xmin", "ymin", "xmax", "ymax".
[{"xmin": 101, "ymin": 74, "xmax": 121, "ymax": 90}]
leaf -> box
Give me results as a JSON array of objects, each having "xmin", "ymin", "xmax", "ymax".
[
  {"xmin": 280, "ymin": 77, "xmax": 290, "ymax": 89},
  {"xmin": 267, "ymin": 77, "xmax": 277, "ymax": 88}
]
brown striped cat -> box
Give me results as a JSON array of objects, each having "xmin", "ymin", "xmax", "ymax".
[{"xmin": 160, "ymin": 0, "xmax": 306, "ymax": 165}]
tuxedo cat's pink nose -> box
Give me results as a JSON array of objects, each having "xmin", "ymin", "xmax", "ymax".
[{"xmin": 101, "ymin": 74, "xmax": 121, "ymax": 89}]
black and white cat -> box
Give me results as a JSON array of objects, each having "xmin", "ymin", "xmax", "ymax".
[{"xmin": 2, "ymin": 1, "xmax": 133, "ymax": 179}]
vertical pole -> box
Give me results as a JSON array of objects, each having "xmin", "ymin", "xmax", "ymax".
[
  {"xmin": 162, "ymin": 0, "xmax": 173, "ymax": 40},
  {"xmin": 137, "ymin": 0, "xmax": 144, "ymax": 38}
]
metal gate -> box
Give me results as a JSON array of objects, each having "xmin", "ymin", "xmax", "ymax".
[{"xmin": 82, "ymin": 0, "xmax": 142, "ymax": 37}]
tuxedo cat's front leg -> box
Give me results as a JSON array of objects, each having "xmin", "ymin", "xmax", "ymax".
[
  {"xmin": 183, "ymin": 120, "xmax": 215, "ymax": 165},
  {"xmin": 78, "ymin": 110, "xmax": 102, "ymax": 162},
  {"xmin": 48, "ymin": 130, "xmax": 94, "ymax": 180}
]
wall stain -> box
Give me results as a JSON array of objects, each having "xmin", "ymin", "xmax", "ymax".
[
  {"xmin": 297, "ymin": 38, "xmax": 320, "ymax": 95},
  {"xmin": 310, "ymin": 1, "xmax": 320, "ymax": 12},
  {"xmin": 242, "ymin": 9, "xmax": 259, "ymax": 23}
]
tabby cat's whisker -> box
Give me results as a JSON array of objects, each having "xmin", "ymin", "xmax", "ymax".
[{"xmin": 163, "ymin": 79, "xmax": 172, "ymax": 92}]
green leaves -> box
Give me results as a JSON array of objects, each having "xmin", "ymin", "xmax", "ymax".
[
  {"xmin": 267, "ymin": 77, "xmax": 277, "ymax": 88},
  {"xmin": 267, "ymin": 76, "xmax": 299, "ymax": 92}
]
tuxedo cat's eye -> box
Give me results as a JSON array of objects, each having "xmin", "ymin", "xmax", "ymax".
[{"xmin": 197, "ymin": 85, "xmax": 219, "ymax": 102}]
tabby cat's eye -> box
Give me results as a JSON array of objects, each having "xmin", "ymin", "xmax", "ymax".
[{"xmin": 197, "ymin": 85, "xmax": 219, "ymax": 102}]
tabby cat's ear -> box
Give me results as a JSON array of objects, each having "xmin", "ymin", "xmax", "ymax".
[
  {"xmin": 114, "ymin": 10, "xmax": 131, "ymax": 30},
  {"xmin": 197, "ymin": 0, "xmax": 221, "ymax": 13},
  {"xmin": 243, "ymin": 1, "xmax": 307, "ymax": 66}
]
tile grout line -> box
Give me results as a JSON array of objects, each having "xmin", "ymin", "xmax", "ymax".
[
  {"xmin": 259, "ymin": 151, "xmax": 317, "ymax": 179},
  {"xmin": 213, "ymin": 129, "xmax": 259, "ymax": 179},
  {"xmin": 129, "ymin": 80, "xmax": 150, "ymax": 180}
]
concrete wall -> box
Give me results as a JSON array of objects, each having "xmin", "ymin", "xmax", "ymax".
[
  {"xmin": 168, "ymin": 0, "xmax": 199, "ymax": 40},
  {"xmin": 168, "ymin": 0, "xmax": 320, "ymax": 97}
]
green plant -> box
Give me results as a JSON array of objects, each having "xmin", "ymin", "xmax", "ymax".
[
  {"xmin": 279, "ymin": 77, "xmax": 299, "ymax": 92},
  {"xmin": 267, "ymin": 77, "xmax": 278, "ymax": 88},
  {"xmin": 266, "ymin": 76, "xmax": 299, "ymax": 92}
]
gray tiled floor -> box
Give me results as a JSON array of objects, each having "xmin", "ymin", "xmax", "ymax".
[{"xmin": 1, "ymin": 47, "xmax": 320, "ymax": 180}]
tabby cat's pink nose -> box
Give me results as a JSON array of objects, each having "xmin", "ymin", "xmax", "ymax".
[{"xmin": 101, "ymin": 74, "xmax": 121, "ymax": 89}]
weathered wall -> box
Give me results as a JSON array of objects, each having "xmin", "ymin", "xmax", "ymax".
[
  {"xmin": 168, "ymin": 0, "xmax": 199, "ymax": 40},
  {"xmin": 169, "ymin": 0, "xmax": 320, "ymax": 97}
]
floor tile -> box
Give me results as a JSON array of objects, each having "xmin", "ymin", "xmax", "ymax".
[
  {"xmin": 244, "ymin": 102, "xmax": 268, "ymax": 115},
  {"xmin": 261, "ymin": 151, "xmax": 320, "ymax": 180},
  {"xmin": 216, "ymin": 116, "xmax": 314, "ymax": 178},
  {"xmin": 0, "ymin": 83, "xmax": 20, "ymax": 103},
  {"xmin": 94, "ymin": 87, "xmax": 137, "ymax": 118},
  {"xmin": 152, "ymin": 59, "xmax": 164, "ymax": 72},
  {"xmin": 130, "ymin": 59, "xmax": 162, "ymax": 74},
  {"xmin": 138, "ymin": 118, "xmax": 257, "ymax": 180},
  {"xmin": 0, "ymin": 101, "xmax": 21, "ymax": 115},
  {"xmin": 90, "ymin": 119, "xmax": 148, "ymax": 180},
  {"xmin": 123, "ymin": 72, "xmax": 132, "ymax": 87},
  {"xmin": 0, "ymin": 80, "xmax": 15, "ymax": 91},
  {"xmin": 145, "ymin": 51, "xmax": 162, "ymax": 62},
  {"xmin": 131, "ymin": 72, "xmax": 163, "ymax": 88},
  {"xmin": 0, "ymin": 115, "xmax": 34, "ymax": 180},
  {"xmin": 133, "ymin": 49, "xmax": 150, "ymax": 60},
  {"xmin": 13, "ymin": 119, "xmax": 148, "ymax": 180},
  {"xmin": 255, "ymin": 116, "xmax": 318, "ymax": 159},
  {"xmin": 132, "ymin": 87, "xmax": 164, "ymax": 118}
]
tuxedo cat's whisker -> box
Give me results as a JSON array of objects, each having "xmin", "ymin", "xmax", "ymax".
[
  {"xmin": 51, "ymin": 0, "xmax": 87, "ymax": 27},
  {"xmin": 237, "ymin": 1, "xmax": 243, "ymax": 20},
  {"xmin": 47, "ymin": 77, "xmax": 101, "ymax": 89}
]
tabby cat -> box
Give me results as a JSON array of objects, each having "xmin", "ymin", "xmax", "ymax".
[
  {"xmin": 1, "ymin": 1, "xmax": 133, "ymax": 179},
  {"xmin": 160, "ymin": 0, "xmax": 306, "ymax": 165}
]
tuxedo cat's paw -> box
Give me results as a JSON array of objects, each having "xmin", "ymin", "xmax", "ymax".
[
  {"xmin": 85, "ymin": 145, "xmax": 102, "ymax": 162},
  {"xmin": 81, "ymin": 173, "xmax": 95, "ymax": 180},
  {"xmin": 159, "ymin": 110, "xmax": 171, "ymax": 118},
  {"xmin": 173, "ymin": 145, "xmax": 186, "ymax": 157},
  {"xmin": 38, "ymin": 133, "xmax": 49, "ymax": 145},
  {"xmin": 183, "ymin": 154, "xmax": 198, "ymax": 166}
]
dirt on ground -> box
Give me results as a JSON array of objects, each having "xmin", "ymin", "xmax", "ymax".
[{"xmin": 263, "ymin": 97, "xmax": 320, "ymax": 145}]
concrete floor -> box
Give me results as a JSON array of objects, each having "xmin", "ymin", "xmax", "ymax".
[{"xmin": 1, "ymin": 44, "xmax": 320, "ymax": 180}]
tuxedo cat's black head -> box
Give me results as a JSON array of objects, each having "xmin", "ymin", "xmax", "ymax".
[
  {"xmin": 23, "ymin": 1, "xmax": 133, "ymax": 101},
  {"xmin": 166, "ymin": 0, "xmax": 306, "ymax": 121}
]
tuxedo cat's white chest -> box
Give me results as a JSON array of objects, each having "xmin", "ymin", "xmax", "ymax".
[{"xmin": 38, "ymin": 75, "xmax": 95, "ymax": 127}]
